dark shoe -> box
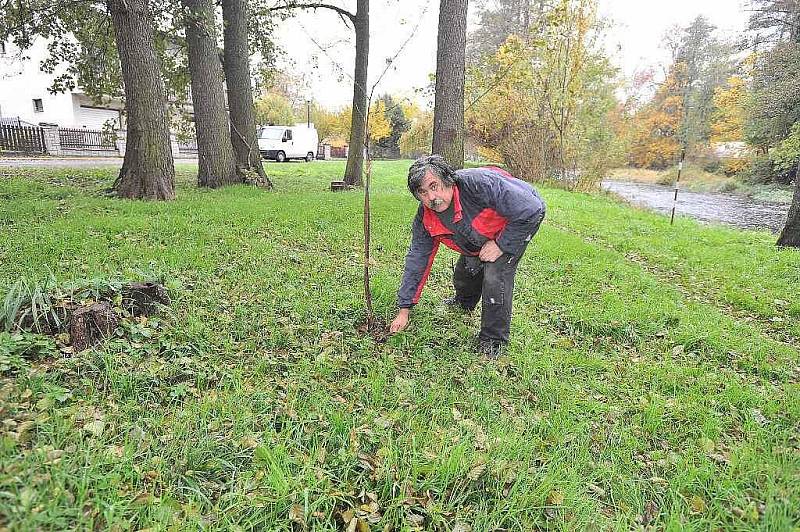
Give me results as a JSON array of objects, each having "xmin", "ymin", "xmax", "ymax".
[
  {"xmin": 477, "ymin": 337, "xmax": 505, "ymax": 360},
  {"xmin": 443, "ymin": 296, "xmax": 474, "ymax": 312}
]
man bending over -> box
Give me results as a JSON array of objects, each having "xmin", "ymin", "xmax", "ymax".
[{"xmin": 390, "ymin": 155, "xmax": 546, "ymax": 358}]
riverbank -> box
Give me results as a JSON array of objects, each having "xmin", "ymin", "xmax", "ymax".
[
  {"xmin": 608, "ymin": 166, "xmax": 794, "ymax": 205},
  {"xmin": 1, "ymin": 161, "xmax": 798, "ymax": 529}
]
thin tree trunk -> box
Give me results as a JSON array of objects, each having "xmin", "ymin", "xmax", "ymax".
[
  {"xmin": 222, "ymin": 0, "xmax": 272, "ymax": 188},
  {"xmin": 183, "ymin": 0, "xmax": 240, "ymax": 188},
  {"xmin": 344, "ymin": 0, "xmax": 368, "ymax": 187},
  {"xmin": 432, "ymin": 0, "xmax": 468, "ymax": 169},
  {"xmin": 108, "ymin": 0, "xmax": 175, "ymax": 200},
  {"xmin": 777, "ymin": 160, "xmax": 800, "ymax": 247}
]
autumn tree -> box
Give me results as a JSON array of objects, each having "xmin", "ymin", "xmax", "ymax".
[
  {"xmin": 667, "ymin": 16, "xmax": 735, "ymax": 148},
  {"xmin": 367, "ymin": 99, "xmax": 392, "ymax": 147},
  {"xmin": 399, "ymin": 109, "xmax": 434, "ymax": 158},
  {"xmin": 628, "ymin": 63, "xmax": 687, "ymax": 169},
  {"xmin": 710, "ymin": 75, "xmax": 747, "ymax": 143},
  {"xmin": 467, "ymin": 0, "xmax": 546, "ymax": 64},
  {"xmin": 466, "ymin": 0, "xmax": 617, "ymax": 187},
  {"xmin": 742, "ymin": 0, "xmax": 800, "ymax": 246},
  {"xmin": 255, "ymin": 93, "xmax": 296, "ymax": 126},
  {"xmin": 371, "ymin": 95, "xmax": 410, "ymax": 158}
]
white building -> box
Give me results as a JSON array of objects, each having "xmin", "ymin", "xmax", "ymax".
[{"xmin": 0, "ymin": 38, "xmax": 123, "ymax": 130}]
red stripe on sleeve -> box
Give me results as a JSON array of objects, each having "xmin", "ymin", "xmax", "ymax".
[{"xmin": 412, "ymin": 239, "xmax": 440, "ymax": 304}]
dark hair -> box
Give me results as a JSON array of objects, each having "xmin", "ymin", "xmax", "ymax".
[{"xmin": 407, "ymin": 155, "xmax": 457, "ymax": 196}]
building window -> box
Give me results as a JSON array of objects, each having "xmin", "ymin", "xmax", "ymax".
[{"xmin": 33, "ymin": 99, "xmax": 44, "ymax": 113}]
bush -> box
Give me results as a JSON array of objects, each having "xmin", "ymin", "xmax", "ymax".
[
  {"xmin": 701, "ymin": 157, "xmax": 722, "ymax": 173},
  {"xmin": 741, "ymin": 155, "xmax": 778, "ymax": 184},
  {"xmin": 721, "ymin": 157, "xmax": 750, "ymax": 176}
]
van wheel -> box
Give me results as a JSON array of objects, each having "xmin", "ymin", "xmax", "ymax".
[
  {"xmin": 305, "ymin": 152, "xmax": 314, "ymax": 162},
  {"xmin": 276, "ymin": 151, "xmax": 286, "ymax": 162}
]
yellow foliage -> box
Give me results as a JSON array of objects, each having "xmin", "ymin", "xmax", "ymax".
[
  {"xmin": 722, "ymin": 157, "xmax": 750, "ymax": 176},
  {"xmin": 399, "ymin": 110, "xmax": 432, "ymax": 158},
  {"xmin": 710, "ymin": 76, "xmax": 747, "ymax": 143},
  {"xmin": 254, "ymin": 93, "xmax": 295, "ymax": 127},
  {"xmin": 368, "ymin": 100, "xmax": 392, "ymax": 143},
  {"xmin": 628, "ymin": 63, "xmax": 686, "ymax": 169}
]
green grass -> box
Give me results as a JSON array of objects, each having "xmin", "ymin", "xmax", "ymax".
[{"xmin": 1, "ymin": 160, "xmax": 798, "ymax": 530}]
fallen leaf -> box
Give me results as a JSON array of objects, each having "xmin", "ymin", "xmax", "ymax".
[
  {"xmin": 588, "ymin": 483, "xmax": 606, "ymax": 498},
  {"xmin": 288, "ymin": 504, "xmax": 304, "ymax": 524},
  {"xmin": 83, "ymin": 420, "xmax": 105, "ymax": 438},
  {"xmin": 689, "ymin": 495, "xmax": 706, "ymax": 514},
  {"xmin": 19, "ymin": 487, "xmax": 36, "ymax": 508},
  {"xmin": 467, "ymin": 461, "xmax": 487, "ymax": 481},
  {"xmin": 46, "ymin": 449, "xmax": 65, "ymax": 462},
  {"xmin": 639, "ymin": 500, "xmax": 658, "ymax": 525},
  {"xmin": 239, "ymin": 436, "xmax": 259, "ymax": 449},
  {"xmin": 16, "ymin": 421, "xmax": 36, "ymax": 444},
  {"xmin": 452, "ymin": 522, "xmax": 472, "ymax": 532},
  {"xmin": 547, "ymin": 489, "xmax": 565, "ymax": 506}
]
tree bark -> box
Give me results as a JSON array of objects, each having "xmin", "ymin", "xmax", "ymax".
[
  {"xmin": 183, "ymin": 0, "xmax": 240, "ymax": 188},
  {"xmin": 343, "ymin": 0, "xmax": 369, "ymax": 187},
  {"xmin": 222, "ymin": 0, "xmax": 272, "ymax": 188},
  {"xmin": 108, "ymin": 0, "xmax": 175, "ymax": 200},
  {"xmin": 432, "ymin": 0, "xmax": 468, "ymax": 169},
  {"xmin": 777, "ymin": 160, "xmax": 800, "ymax": 247}
]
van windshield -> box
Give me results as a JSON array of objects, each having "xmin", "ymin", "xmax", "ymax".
[{"xmin": 259, "ymin": 128, "xmax": 283, "ymax": 140}]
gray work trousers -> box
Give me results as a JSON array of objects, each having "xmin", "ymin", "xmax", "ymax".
[{"xmin": 452, "ymin": 249, "xmax": 527, "ymax": 344}]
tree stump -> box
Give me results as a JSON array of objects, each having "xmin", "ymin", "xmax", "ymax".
[
  {"xmin": 121, "ymin": 282, "xmax": 170, "ymax": 316},
  {"xmin": 70, "ymin": 302, "xmax": 119, "ymax": 352}
]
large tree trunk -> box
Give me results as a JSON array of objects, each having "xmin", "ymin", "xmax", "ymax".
[
  {"xmin": 108, "ymin": 0, "xmax": 175, "ymax": 200},
  {"xmin": 222, "ymin": 0, "xmax": 272, "ymax": 189},
  {"xmin": 777, "ymin": 160, "xmax": 800, "ymax": 247},
  {"xmin": 343, "ymin": 0, "xmax": 369, "ymax": 187},
  {"xmin": 432, "ymin": 0, "xmax": 468, "ymax": 170},
  {"xmin": 183, "ymin": 0, "xmax": 240, "ymax": 188}
]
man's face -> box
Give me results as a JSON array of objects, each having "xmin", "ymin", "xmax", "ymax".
[{"xmin": 415, "ymin": 171, "xmax": 454, "ymax": 212}]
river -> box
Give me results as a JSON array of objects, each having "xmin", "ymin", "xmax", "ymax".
[{"xmin": 601, "ymin": 180, "xmax": 790, "ymax": 232}]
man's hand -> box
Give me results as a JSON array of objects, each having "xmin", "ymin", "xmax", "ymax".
[
  {"xmin": 479, "ymin": 240, "xmax": 503, "ymax": 262},
  {"xmin": 389, "ymin": 308, "xmax": 410, "ymax": 334}
]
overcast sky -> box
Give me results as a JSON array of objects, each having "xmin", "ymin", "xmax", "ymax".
[{"xmin": 273, "ymin": 0, "xmax": 751, "ymax": 109}]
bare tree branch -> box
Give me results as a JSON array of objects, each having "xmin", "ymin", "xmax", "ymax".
[{"xmin": 267, "ymin": 1, "xmax": 355, "ymax": 23}]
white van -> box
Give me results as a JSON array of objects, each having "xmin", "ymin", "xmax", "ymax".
[{"xmin": 257, "ymin": 124, "xmax": 319, "ymax": 162}]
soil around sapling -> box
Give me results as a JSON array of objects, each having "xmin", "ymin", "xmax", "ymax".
[{"xmin": 356, "ymin": 316, "xmax": 389, "ymax": 343}]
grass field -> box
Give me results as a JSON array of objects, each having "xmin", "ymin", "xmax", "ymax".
[{"xmin": 1, "ymin": 160, "xmax": 799, "ymax": 530}]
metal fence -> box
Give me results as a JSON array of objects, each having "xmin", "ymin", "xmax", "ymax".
[
  {"xmin": 58, "ymin": 127, "xmax": 117, "ymax": 151},
  {"xmin": 177, "ymin": 139, "xmax": 198, "ymax": 155},
  {"xmin": 0, "ymin": 123, "xmax": 47, "ymax": 154}
]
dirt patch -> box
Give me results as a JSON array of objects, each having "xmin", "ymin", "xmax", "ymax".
[{"xmin": 357, "ymin": 317, "xmax": 389, "ymax": 343}]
